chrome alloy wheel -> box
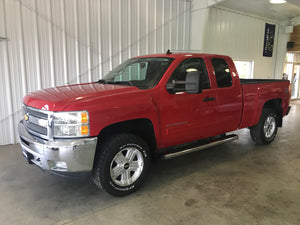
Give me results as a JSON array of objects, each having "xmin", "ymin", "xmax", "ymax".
[
  {"xmin": 263, "ymin": 115, "xmax": 276, "ymax": 139},
  {"xmin": 110, "ymin": 147, "xmax": 144, "ymax": 187}
]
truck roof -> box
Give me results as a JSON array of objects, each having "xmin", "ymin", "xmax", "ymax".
[{"xmin": 134, "ymin": 52, "xmax": 229, "ymax": 59}]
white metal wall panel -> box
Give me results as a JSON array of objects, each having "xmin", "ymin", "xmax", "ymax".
[
  {"xmin": 51, "ymin": 0, "xmax": 67, "ymax": 86},
  {"xmin": 89, "ymin": 0, "xmax": 102, "ymax": 82},
  {"xmin": 77, "ymin": 0, "xmax": 91, "ymax": 84},
  {"xmin": 66, "ymin": 0, "xmax": 81, "ymax": 84},
  {"xmin": 36, "ymin": 0, "xmax": 54, "ymax": 89},
  {"xmin": 204, "ymin": 7, "xmax": 278, "ymax": 79},
  {"xmin": 21, "ymin": 0, "xmax": 41, "ymax": 92},
  {"xmin": 3, "ymin": 0, "xmax": 27, "ymax": 144},
  {"xmin": 0, "ymin": 0, "xmax": 190, "ymax": 146},
  {"xmin": 0, "ymin": 0, "xmax": 15, "ymax": 145}
]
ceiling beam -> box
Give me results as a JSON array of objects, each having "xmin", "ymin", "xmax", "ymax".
[{"xmin": 208, "ymin": 0, "xmax": 225, "ymax": 7}]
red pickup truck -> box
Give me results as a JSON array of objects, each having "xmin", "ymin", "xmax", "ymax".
[{"xmin": 18, "ymin": 52, "xmax": 291, "ymax": 196}]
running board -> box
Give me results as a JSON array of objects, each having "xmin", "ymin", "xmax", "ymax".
[{"xmin": 163, "ymin": 134, "xmax": 239, "ymax": 160}]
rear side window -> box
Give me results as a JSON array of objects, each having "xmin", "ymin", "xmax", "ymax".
[{"xmin": 211, "ymin": 58, "xmax": 233, "ymax": 88}]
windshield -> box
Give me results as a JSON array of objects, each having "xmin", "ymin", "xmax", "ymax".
[{"xmin": 97, "ymin": 57, "xmax": 174, "ymax": 89}]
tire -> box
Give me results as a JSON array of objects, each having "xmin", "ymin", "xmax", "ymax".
[
  {"xmin": 250, "ymin": 108, "xmax": 278, "ymax": 145},
  {"xmin": 92, "ymin": 133, "xmax": 151, "ymax": 197}
]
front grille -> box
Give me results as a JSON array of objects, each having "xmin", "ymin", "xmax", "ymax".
[
  {"xmin": 27, "ymin": 107, "xmax": 48, "ymax": 120},
  {"xmin": 27, "ymin": 122, "xmax": 48, "ymax": 135},
  {"xmin": 23, "ymin": 105, "xmax": 51, "ymax": 139}
]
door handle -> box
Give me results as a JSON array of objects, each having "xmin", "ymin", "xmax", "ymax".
[{"xmin": 203, "ymin": 97, "xmax": 215, "ymax": 102}]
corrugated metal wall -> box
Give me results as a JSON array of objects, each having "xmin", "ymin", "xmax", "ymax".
[
  {"xmin": 204, "ymin": 7, "xmax": 279, "ymax": 79},
  {"xmin": 0, "ymin": 0, "xmax": 191, "ymax": 146}
]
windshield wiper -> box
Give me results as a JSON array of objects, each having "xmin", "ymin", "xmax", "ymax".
[
  {"xmin": 113, "ymin": 81, "xmax": 134, "ymax": 86},
  {"xmin": 96, "ymin": 80, "xmax": 134, "ymax": 86}
]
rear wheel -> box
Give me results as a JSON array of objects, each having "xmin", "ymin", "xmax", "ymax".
[
  {"xmin": 93, "ymin": 133, "xmax": 151, "ymax": 197},
  {"xmin": 250, "ymin": 108, "xmax": 278, "ymax": 145}
]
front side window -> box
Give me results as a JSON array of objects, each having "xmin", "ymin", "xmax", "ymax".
[
  {"xmin": 167, "ymin": 58, "xmax": 210, "ymax": 92},
  {"xmin": 99, "ymin": 57, "xmax": 174, "ymax": 89},
  {"xmin": 211, "ymin": 58, "xmax": 233, "ymax": 88}
]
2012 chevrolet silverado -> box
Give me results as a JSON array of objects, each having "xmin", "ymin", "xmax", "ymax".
[{"xmin": 18, "ymin": 52, "xmax": 291, "ymax": 196}]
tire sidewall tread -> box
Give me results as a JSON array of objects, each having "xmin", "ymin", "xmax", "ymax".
[
  {"xmin": 250, "ymin": 108, "xmax": 278, "ymax": 145},
  {"xmin": 93, "ymin": 133, "xmax": 151, "ymax": 197}
]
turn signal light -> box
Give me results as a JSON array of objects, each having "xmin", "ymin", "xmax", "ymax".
[
  {"xmin": 81, "ymin": 126, "xmax": 89, "ymax": 135},
  {"xmin": 81, "ymin": 112, "xmax": 88, "ymax": 123}
]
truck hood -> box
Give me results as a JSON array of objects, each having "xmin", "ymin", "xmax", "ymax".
[{"xmin": 23, "ymin": 83, "xmax": 139, "ymax": 111}]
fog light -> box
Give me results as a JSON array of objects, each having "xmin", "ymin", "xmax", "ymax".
[{"xmin": 49, "ymin": 161, "xmax": 68, "ymax": 171}]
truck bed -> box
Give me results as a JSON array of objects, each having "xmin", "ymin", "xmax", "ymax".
[{"xmin": 239, "ymin": 79, "xmax": 290, "ymax": 129}]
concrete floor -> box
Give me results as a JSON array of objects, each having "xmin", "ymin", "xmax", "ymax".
[{"xmin": 1, "ymin": 101, "xmax": 300, "ymax": 225}]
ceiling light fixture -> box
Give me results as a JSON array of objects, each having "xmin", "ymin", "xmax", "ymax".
[{"xmin": 270, "ymin": 0, "xmax": 287, "ymax": 4}]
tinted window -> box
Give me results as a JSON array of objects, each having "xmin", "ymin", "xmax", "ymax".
[
  {"xmin": 167, "ymin": 58, "xmax": 210, "ymax": 92},
  {"xmin": 211, "ymin": 58, "xmax": 233, "ymax": 88}
]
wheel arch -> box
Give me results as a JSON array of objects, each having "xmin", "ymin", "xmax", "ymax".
[
  {"xmin": 263, "ymin": 98, "xmax": 283, "ymax": 127},
  {"xmin": 93, "ymin": 118, "xmax": 157, "ymax": 168}
]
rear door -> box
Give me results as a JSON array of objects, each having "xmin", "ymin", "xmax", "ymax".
[{"xmin": 208, "ymin": 57, "xmax": 243, "ymax": 133}]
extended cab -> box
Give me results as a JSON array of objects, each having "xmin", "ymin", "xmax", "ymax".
[{"xmin": 18, "ymin": 53, "xmax": 291, "ymax": 196}]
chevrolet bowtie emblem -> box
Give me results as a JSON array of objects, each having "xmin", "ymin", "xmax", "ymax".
[{"xmin": 24, "ymin": 113, "xmax": 29, "ymax": 121}]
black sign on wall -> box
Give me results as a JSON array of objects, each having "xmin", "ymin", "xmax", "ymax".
[{"xmin": 263, "ymin": 23, "xmax": 276, "ymax": 57}]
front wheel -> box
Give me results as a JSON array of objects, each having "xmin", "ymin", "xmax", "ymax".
[
  {"xmin": 92, "ymin": 133, "xmax": 151, "ymax": 197},
  {"xmin": 250, "ymin": 108, "xmax": 278, "ymax": 145}
]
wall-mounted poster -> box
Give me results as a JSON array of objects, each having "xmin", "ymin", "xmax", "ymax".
[{"xmin": 263, "ymin": 23, "xmax": 276, "ymax": 57}]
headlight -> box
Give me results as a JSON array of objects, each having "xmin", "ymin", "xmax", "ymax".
[{"xmin": 53, "ymin": 111, "xmax": 89, "ymax": 138}]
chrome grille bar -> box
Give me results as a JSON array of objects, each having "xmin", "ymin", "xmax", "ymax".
[{"xmin": 23, "ymin": 105, "xmax": 53, "ymax": 139}]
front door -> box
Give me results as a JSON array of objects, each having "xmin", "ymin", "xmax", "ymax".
[{"xmin": 159, "ymin": 58, "xmax": 218, "ymax": 148}]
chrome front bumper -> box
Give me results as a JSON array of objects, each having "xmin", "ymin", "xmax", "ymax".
[{"xmin": 18, "ymin": 120, "xmax": 98, "ymax": 175}]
